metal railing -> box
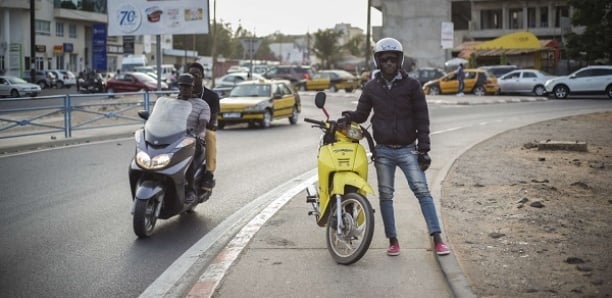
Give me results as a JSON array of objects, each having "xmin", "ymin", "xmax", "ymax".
[{"xmin": 0, "ymin": 91, "xmax": 177, "ymax": 139}]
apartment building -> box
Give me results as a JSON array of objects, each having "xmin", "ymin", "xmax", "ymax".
[
  {"xmin": 371, "ymin": 0, "xmax": 577, "ymax": 71},
  {"xmin": 1, "ymin": 0, "xmax": 115, "ymax": 76}
]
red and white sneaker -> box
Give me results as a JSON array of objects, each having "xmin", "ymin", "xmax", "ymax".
[
  {"xmin": 387, "ymin": 241, "xmax": 400, "ymax": 256},
  {"xmin": 434, "ymin": 242, "xmax": 450, "ymax": 255}
]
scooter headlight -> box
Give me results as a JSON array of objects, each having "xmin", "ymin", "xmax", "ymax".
[
  {"xmin": 341, "ymin": 123, "xmax": 363, "ymax": 141},
  {"xmin": 136, "ymin": 151, "xmax": 172, "ymax": 169}
]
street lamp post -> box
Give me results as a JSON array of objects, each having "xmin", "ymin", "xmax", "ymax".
[{"xmin": 365, "ymin": 0, "xmax": 372, "ymax": 71}]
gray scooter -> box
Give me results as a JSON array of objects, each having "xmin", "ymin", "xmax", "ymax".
[{"xmin": 128, "ymin": 97, "xmax": 211, "ymax": 238}]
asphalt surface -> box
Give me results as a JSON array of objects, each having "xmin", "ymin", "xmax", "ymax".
[{"xmin": 0, "ymin": 92, "xmax": 550, "ymax": 298}]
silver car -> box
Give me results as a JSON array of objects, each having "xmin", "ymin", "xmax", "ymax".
[
  {"xmin": 497, "ymin": 69, "xmax": 555, "ymax": 96},
  {"xmin": 0, "ymin": 75, "xmax": 42, "ymax": 98}
]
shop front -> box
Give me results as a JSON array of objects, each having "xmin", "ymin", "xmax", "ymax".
[{"xmin": 454, "ymin": 31, "xmax": 559, "ymax": 72}]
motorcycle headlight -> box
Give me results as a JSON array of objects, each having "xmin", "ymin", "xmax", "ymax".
[
  {"xmin": 340, "ymin": 123, "xmax": 363, "ymax": 141},
  {"xmin": 136, "ymin": 151, "xmax": 172, "ymax": 169}
]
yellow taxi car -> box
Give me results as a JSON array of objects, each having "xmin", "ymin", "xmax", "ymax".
[
  {"xmin": 422, "ymin": 69, "xmax": 499, "ymax": 96},
  {"xmin": 217, "ymin": 79, "xmax": 301, "ymax": 129},
  {"xmin": 298, "ymin": 69, "xmax": 359, "ymax": 93}
]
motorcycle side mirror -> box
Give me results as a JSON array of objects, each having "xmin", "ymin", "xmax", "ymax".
[
  {"xmin": 314, "ymin": 91, "xmax": 326, "ymax": 108},
  {"xmin": 138, "ymin": 110, "xmax": 150, "ymax": 120},
  {"xmin": 314, "ymin": 91, "xmax": 330, "ymax": 120}
]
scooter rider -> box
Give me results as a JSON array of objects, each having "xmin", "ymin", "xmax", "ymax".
[{"xmin": 176, "ymin": 73, "xmax": 211, "ymax": 201}]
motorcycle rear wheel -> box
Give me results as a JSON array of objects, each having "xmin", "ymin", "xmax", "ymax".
[
  {"xmin": 133, "ymin": 198, "xmax": 159, "ymax": 238},
  {"xmin": 326, "ymin": 192, "xmax": 374, "ymax": 265}
]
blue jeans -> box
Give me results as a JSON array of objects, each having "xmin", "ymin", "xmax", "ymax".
[{"xmin": 374, "ymin": 144, "xmax": 442, "ymax": 239}]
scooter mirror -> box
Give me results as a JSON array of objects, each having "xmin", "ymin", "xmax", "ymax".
[
  {"xmin": 314, "ymin": 92, "xmax": 326, "ymax": 108},
  {"xmin": 138, "ymin": 110, "xmax": 150, "ymax": 120}
]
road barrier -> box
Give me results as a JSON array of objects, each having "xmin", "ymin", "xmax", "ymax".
[{"xmin": 0, "ymin": 91, "xmax": 178, "ymax": 139}]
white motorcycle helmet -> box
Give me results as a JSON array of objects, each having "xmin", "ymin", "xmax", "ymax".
[{"xmin": 373, "ymin": 37, "xmax": 404, "ymax": 69}]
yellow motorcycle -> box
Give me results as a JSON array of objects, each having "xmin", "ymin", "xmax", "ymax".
[{"xmin": 304, "ymin": 92, "xmax": 376, "ymax": 265}]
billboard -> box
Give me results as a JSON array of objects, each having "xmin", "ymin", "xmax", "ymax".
[
  {"xmin": 92, "ymin": 23, "xmax": 107, "ymax": 71},
  {"xmin": 440, "ymin": 22, "xmax": 454, "ymax": 49},
  {"xmin": 107, "ymin": 0, "xmax": 209, "ymax": 36}
]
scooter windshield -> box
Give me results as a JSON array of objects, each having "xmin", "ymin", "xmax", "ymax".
[{"xmin": 145, "ymin": 97, "xmax": 192, "ymax": 145}]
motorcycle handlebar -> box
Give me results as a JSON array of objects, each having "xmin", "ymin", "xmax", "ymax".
[{"xmin": 304, "ymin": 118, "xmax": 324, "ymax": 126}]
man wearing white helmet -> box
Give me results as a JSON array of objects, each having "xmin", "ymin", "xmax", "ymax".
[{"xmin": 342, "ymin": 37, "xmax": 450, "ymax": 256}]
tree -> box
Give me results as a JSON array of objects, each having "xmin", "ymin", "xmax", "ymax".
[
  {"xmin": 312, "ymin": 29, "xmax": 343, "ymax": 69},
  {"xmin": 564, "ymin": 0, "xmax": 612, "ymax": 64},
  {"xmin": 344, "ymin": 35, "xmax": 365, "ymax": 57}
]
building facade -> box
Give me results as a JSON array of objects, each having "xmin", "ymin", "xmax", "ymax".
[
  {"xmin": 371, "ymin": 0, "xmax": 576, "ymax": 71},
  {"xmin": 0, "ymin": 0, "xmax": 179, "ymax": 77}
]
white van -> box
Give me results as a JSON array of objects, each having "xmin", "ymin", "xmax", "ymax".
[
  {"xmin": 159, "ymin": 64, "xmax": 176, "ymax": 81},
  {"xmin": 120, "ymin": 55, "xmax": 147, "ymax": 73}
]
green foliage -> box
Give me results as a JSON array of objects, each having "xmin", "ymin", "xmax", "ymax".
[
  {"xmin": 565, "ymin": 0, "xmax": 612, "ymax": 64},
  {"xmin": 312, "ymin": 29, "xmax": 343, "ymax": 69},
  {"xmin": 499, "ymin": 52, "xmax": 508, "ymax": 65},
  {"xmin": 344, "ymin": 35, "xmax": 365, "ymax": 57},
  {"xmin": 468, "ymin": 53, "xmax": 478, "ymax": 68}
]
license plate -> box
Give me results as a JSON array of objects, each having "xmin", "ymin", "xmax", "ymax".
[{"xmin": 224, "ymin": 112, "xmax": 241, "ymax": 118}]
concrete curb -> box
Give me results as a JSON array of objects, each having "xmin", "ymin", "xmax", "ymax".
[{"xmin": 0, "ymin": 125, "xmax": 140, "ymax": 155}]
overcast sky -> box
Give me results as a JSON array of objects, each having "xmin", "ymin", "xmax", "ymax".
[{"xmin": 214, "ymin": 0, "xmax": 382, "ymax": 36}]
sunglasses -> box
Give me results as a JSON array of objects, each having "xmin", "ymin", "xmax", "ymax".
[
  {"xmin": 189, "ymin": 71, "xmax": 202, "ymax": 78},
  {"xmin": 380, "ymin": 56, "xmax": 398, "ymax": 63}
]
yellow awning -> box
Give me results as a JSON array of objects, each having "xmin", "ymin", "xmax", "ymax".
[{"xmin": 469, "ymin": 31, "xmax": 541, "ymax": 50}]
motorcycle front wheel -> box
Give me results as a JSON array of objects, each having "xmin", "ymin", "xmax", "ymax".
[
  {"xmin": 326, "ymin": 192, "xmax": 374, "ymax": 265},
  {"xmin": 133, "ymin": 197, "xmax": 160, "ymax": 238}
]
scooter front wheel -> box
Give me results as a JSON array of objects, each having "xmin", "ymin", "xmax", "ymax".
[
  {"xmin": 326, "ymin": 192, "xmax": 374, "ymax": 265},
  {"xmin": 133, "ymin": 198, "xmax": 159, "ymax": 238}
]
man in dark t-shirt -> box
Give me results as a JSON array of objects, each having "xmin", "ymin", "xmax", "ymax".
[{"xmin": 188, "ymin": 62, "xmax": 219, "ymax": 191}]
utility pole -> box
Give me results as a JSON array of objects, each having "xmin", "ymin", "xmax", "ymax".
[
  {"xmin": 30, "ymin": 0, "xmax": 36, "ymax": 79},
  {"xmin": 210, "ymin": 0, "xmax": 216, "ymax": 88},
  {"xmin": 365, "ymin": 0, "xmax": 372, "ymax": 71}
]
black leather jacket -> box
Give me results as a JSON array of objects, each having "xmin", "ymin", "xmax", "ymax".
[{"xmin": 346, "ymin": 70, "xmax": 431, "ymax": 153}]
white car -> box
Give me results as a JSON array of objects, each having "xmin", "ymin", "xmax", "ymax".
[
  {"xmin": 0, "ymin": 75, "xmax": 42, "ymax": 98},
  {"xmin": 544, "ymin": 65, "xmax": 612, "ymax": 99},
  {"xmin": 497, "ymin": 69, "xmax": 555, "ymax": 96},
  {"xmin": 49, "ymin": 69, "xmax": 77, "ymax": 89},
  {"xmin": 213, "ymin": 72, "xmax": 265, "ymax": 97}
]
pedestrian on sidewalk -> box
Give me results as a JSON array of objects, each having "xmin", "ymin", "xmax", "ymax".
[
  {"xmin": 456, "ymin": 63, "xmax": 465, "ymax": 96},
  {"xmin": 342, "ymin": 37, "xmax": 451, "ymax": 257}
]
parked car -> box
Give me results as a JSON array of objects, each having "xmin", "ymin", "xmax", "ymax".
[
  {"xmin": 49, "ymin": 69, "xmax": 77, "ymax": 89},
  {"xmin": 298, "ymin": 69, "xmax": 359, "ymax": 92},
  {"xmin": 226, "ymin": 65, "xmax": 250, "ymax": 73},
  {"xmin": 544, "ymin": 65, "xmax": 612, "ymax": 99},
  {"xmin": 422, "ymin": 69, "xmax": 499, "ymax": 96},
  {"xmin": 478, "ymin": 65, "xmax": 518, "ymax": 78},
  {"xmin": 408, "ymin": 67, "xmax": 447, "ymax": 86},
  {"xmin": 217, "ymin": 79, "xmax": 301, "ymax": 129},
  {"xmin": 0, "ymin": 75, "xmax": 42, "ymax": 98},
  {"xmin": 497, "ymin": 69, "xmax": 555, "ymax": 96},
  {"xmin": 22, "ymin": 70, "xmax": 57, "ymax": 89},
  {"xmin": 105, "ymin": 72, "xmax": 168, "ymax": 93},
  {"xmin": 262, "ymin": 65, "xmax": 314, "ymax": 86},
  {"xmin": 213, "ymin": 72, "xmax": 264, "ymax": 98}
]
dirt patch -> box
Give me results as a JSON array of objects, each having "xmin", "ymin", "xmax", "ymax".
[{"xmin": 441, "ymin": 111, "xmax": 612, "ymax": 297}]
